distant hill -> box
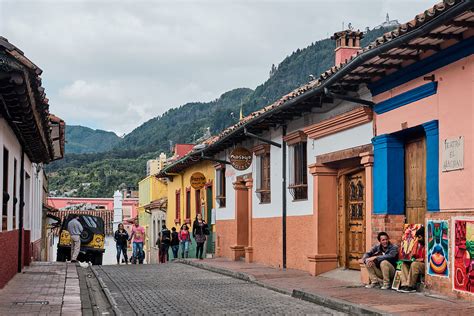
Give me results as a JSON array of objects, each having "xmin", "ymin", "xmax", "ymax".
[
  {"xmin": 66, "ymin": 125, "xmax": 121, "ymax": 154},
  {"xmin": 48, "ymin": 27, "xmax": 394, "ymax": 197}
]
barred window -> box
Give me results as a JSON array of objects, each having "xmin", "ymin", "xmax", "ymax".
[
  {"xmin": 284, "ymin": 131, "xmax": 308, "ymax": 201},
  {"xmin": 253, "ymin": 144, "xmax": 271, "ymax": 203},
  {"xmin": 215, "ymin": 166, "xmax": 226, "ymax": 208},
  {"xmin": 175, "ymin": 189, "xmax": 180, "ymax": 222}
]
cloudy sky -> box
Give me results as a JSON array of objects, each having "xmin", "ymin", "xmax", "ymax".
[{"xmin": 0, "ymin": 0, "xmax": 434, "ymax": 135}]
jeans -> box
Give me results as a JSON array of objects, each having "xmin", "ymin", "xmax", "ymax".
[
  {"xmin": 171, "ymin": 245, "xmax": 179, "ymax": 259},
  {"xmin": 196, "ymin": 242, "xmax": 204, "ymax": 259},
  {"xmin": 400, "ymin": 261, "xmax": 424, "ymax": 287},
  {"xmin": 180, "ymin": 241, "xmax": 190, "ymax": 258},
  {"xmin": 159, "ymin": 244, "xmax": 169, "ymax": 263},
  {"xmin": 132, "ymin": 242, "xmax": 144, "ymax": 263},
  {"xmin": 116, "ymin": 243, "xmax": 128, "ymax": 263}
]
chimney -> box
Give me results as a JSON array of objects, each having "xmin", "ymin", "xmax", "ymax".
[{"xmin": 331, "ymin": 30, "xmax": 364, "ymax": 67}]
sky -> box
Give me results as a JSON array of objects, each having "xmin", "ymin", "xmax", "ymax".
[{"xmin": 0, "ymin": 0, "xmax": 435, "ymax": 135}]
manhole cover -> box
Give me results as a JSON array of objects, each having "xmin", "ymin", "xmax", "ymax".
[
  {"xmin": 13, "ymin": 301, "xmax": 49, "ymax": 305},
  {"xmin": 23, "ymin": 271, "xmax": 57, "ymax": 275}
]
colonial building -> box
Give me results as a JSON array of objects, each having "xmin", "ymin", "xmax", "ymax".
[
  {"xmin": 0, "ymin": 37, "xmax": 65, "ymax": 288},
  {"xmin": 155, "ymin": 143, "xmax": 216, "ymax": 258}
]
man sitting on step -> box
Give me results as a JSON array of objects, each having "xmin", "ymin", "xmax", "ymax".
[{"xmin": 361, "ymin": 232, "xmax": 399, "ymax": 290}]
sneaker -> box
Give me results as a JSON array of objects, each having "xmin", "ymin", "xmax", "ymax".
[
  {"xmin": 399, "ymin": 286, "xmax": 416, "ymax": 293},
  {"xmin": 380, "ymin": 283, "xmax": 391, "ymax": 290},
  {"xmin": 365, "ymin": 283, "xmax": 380, "ymax": 289}
]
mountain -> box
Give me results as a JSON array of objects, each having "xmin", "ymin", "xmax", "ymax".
[
  {"xmin": 47, "ymin": 27, "xmax": 393, "ymax": 197},
  {"xmin": 66, "ymin": 125, "xmax": 122, "ymax": 154}
]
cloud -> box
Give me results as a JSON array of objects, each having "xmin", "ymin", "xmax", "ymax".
[{"xmin": 1, "ymin": 0, "xmax": 435, "ymax": 134}]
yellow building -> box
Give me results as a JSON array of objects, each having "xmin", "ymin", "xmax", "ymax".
[
  {"xmin": 160, "ymin": 158, "xmax": 216, "ymax": 258},
  {"xmin": 137, "ymin": 156, "xmax": 168, "ymax": 263}
]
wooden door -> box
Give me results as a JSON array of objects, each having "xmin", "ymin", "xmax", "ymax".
[
  {"xmin": 405, "ymin": 138, "xmax": 426, "ymax": 224},
  {"xmin": 346, "ymin": 171, "xmax": 366, "ymax": 270}
]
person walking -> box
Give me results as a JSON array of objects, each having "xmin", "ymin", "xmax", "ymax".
[
  {"xmin": 160, "ymin": 225, "xmax": 171, "ymax": 263},
  {"xmin": 114, "ymin": 223, "xmax": 129, "ymax": 264},
  {"xmin": 67, "ymin": 215, "xmax": 83, "ymax": 263},
  {"xmin": 129, "ymin": 220, "xmax": 146, "ymax": 264},
  {"xmin": 170, "ymin": 227, "xmax": 180, "ymax": 260},
  {"xmin": 192, "ymin": 214, "xmax": 209, "ymax": 260},
  {"xmin": 179, "ymin": 224, "xmax": 191, "ymax": 258}
]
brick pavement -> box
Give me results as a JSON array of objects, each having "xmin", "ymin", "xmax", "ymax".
[
  {"xmin": 94, "ymin": 263, "xmax": 344, "ymax": 315},
  {"xmin": 0, "ymin": 262, "xmax": 82, "ymax": 316},
  {"xmin": 184, "ymin": 258, "xmax": 474, "ymax": 315}
]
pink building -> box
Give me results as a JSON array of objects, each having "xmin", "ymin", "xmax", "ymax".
[{"xmin": 48, "ymin": 197, "xmax": 139, "ymax": 221}]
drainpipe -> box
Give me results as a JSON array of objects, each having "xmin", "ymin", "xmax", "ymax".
[
  {"xmin": 282, "ymin": 125, "xmax": 287, "ymax": 269},
  {"xmin": 17, "ymin": 149, "xmax": 24, "ymax": 273}
]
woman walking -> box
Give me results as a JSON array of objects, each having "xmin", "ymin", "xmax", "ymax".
[
  {"xmin": 179, "ymin": 224, "xmax": 192, "ymax": 258},
  {"xmin": 114, "ymin": 223, "xmax": 129, "ymax": 264},
  {"xmin": 192, "ymin": 214, "xmax": 209, "ymax": 260}
]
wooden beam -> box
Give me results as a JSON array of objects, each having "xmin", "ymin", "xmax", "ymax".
[
  {"xmin": 359, "ymin": 63, "xmax": 401, "ymax": 70},
  {"xmin": 448, "ymin": 20, "xmax": 474, "ymax": 28},
  {"xmin": 424, "ymin": 33, "xmax": 464, "ymax": 41},
  {"xmin": 400, "ymin": 44, "xmax": 440, "ymax": 52},
  {"xmin": 379, "ymin": 53, "xmax": 419, "ymax": 61}
]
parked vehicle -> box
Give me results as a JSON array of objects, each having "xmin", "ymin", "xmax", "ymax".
[{"xmin": 56, "ymin": 214, "xmax": 105, "ymax": 265}]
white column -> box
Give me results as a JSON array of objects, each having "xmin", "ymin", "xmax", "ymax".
[{"xmin": 113, "ymin": 190, "xmax": 123, "ymax": 231}]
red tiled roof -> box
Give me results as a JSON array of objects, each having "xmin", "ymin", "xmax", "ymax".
[{"xmin": 159, "ymin": 0, "xmax": 473, "ymax": 176}]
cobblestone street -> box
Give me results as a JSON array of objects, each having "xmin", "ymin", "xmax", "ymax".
[{"xmin": 94, "ymin": 263, "xmax": 343, "ymax": 315}]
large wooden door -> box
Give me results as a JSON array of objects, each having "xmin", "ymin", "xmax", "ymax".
[
  {"xmin": 405, "ymin": 137, "xmax": 426, "ymax": 224},
  {"xmin": 346, "ymin": 171, "xmax": 366, "ymax": 270},
  {"xmin": 338, "ymin": 170, "xmax": 366, "ymax": 270}
]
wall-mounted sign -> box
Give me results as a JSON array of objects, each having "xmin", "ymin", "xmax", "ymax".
[
  {"xmin": 190, "ymin": 172, "xmax": 206, "ymax": 189},
  {"xmin": 229, "ymin": 147, "xmax": 253, "ymax": 170},
  {"xmin": 442, "ymin": 136, "xmax": 464, "ymax": 172}
]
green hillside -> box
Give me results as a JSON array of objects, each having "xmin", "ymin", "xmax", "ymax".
[
  {"xmin": 47, "ymin": 27, "xmax": 393, "ymax": 198},
  {"xmin": 66, "ymin": 125, "xmax": 122, "ymax": 154}
]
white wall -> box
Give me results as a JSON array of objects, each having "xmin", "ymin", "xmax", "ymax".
[
  {"xmin": 0, "ymin": 118, "xmax": 44, "ymax": 242},
  {"xmin": 214, "ymin": 98, "xmax": 374, "ymax": 222}
]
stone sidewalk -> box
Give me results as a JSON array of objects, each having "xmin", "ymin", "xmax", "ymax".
[
  {"xmin": 180, "ymin": 258, "xmax": 474, "ymax": 315},
  {"xmin": 0, "ymin": 262, "xmax": 81, "ymax": 316}
]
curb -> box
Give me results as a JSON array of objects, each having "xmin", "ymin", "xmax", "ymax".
[
  {"xmin": 178, "ymin": 260, "xmax": 386, "ymax": 315},
  {"xmin": 90, "ymin": 264, "xmax": 122, "ymax": 316},
  {"xmin": 292, "ymin": 290, "xmax": 385, "ymax": 315}
]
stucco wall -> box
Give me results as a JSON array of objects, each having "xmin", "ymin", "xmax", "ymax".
[{"xmin": 373, "ymin": 55, "xmax": 474, "ymax": 212}]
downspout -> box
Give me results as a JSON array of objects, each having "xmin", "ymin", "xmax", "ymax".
[
  {"xmin": 282, "ymin": 125, "xmax": 287, "ymax": 269},
  {"xmin": 17, "ymin": 149, "xmax": 24, "ymax": 273}
]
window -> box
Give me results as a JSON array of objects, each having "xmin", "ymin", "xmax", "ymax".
[
  {"xmin": 195, "ymin": 189, "xmax": 201, "ymax": 215},
  {"xmin": 2, "ymin": 147, "xmax": 9, "ymax": 231},
  {"xmin": 186, "ymin": 188, "xmax": 191, "ymax": 220},
  {"xmin": 253, "ymin": 144, "xmax": 271, "ymax": 203},
  {"xmin": 175, "ymin": 189, "xmax": 180, "ymax": 221},
  {"xmin": 13, "ymin": 159, "xmax": 17, "ymax": 229},
  {"xmin": 284, "ymin": 131, "xmax": 308, "ymax": 201},
  {"xmin": 215, "ymin": 165, "xmax": 226, "ymax": 207}
]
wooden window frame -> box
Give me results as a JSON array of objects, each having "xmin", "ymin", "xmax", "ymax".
[
  {"xmin": 214, "ymin": 163, "xmax": 226, "ymax": 208},
  {"xmin": 253, "ymin": 144, "xmax": 271, "ymax": 203},
  {"xmin": 185, "ymin": 187, "xmax": 191, "ymax": 221},
  {"xmin": 2, "ymin": 147, "xmax": 9, "ymax": 231},
  {"xmin": 285, "ymin": 133, "xmax": 308, "ymax": 201},
  {"xmin": 175, "ymin": 189, "xmax": 180, "ymax": 223},
  {"xmin": 195, "ymin": 189, "xmax": 202, "ymax": 215},
  {"xmin": 13, "ymin": 158, "xmax": 17, "ymax": 230}
]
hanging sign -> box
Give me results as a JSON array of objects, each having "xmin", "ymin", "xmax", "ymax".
[
  {"xmin": 229, "ymin": 147, "xmax": 253, "ymax": 170},
  {"xmin": 442, "ymin": 136, "xmax": 464, "ymax": 172},
  {"xmin": 190, "ymin": 172, "xmax": 206, "ymax": 189}
]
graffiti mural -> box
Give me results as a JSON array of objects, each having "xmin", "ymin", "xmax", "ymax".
[
  {"xmin": 427, "ymin": 220, "xmax": 449, "ymax": 277},
  {"xmin": 454, "ymin": 219, "xmax": 474, "ymax": 293},
  {"xmin": 399, "ymin": 224, "xmax": 423, "ymax": 260}
]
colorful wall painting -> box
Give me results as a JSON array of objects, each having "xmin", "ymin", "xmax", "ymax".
[
  {"xmin": 427, "ymin": 220, "xmax": 449, "ymax": 277},
  {"xmin": 454, "ymin": 219, "xmax": 474, "ymax": 293},
  {"xmin": 399, "ymin": 224, "xmax": 423, "ymax": 260}
]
